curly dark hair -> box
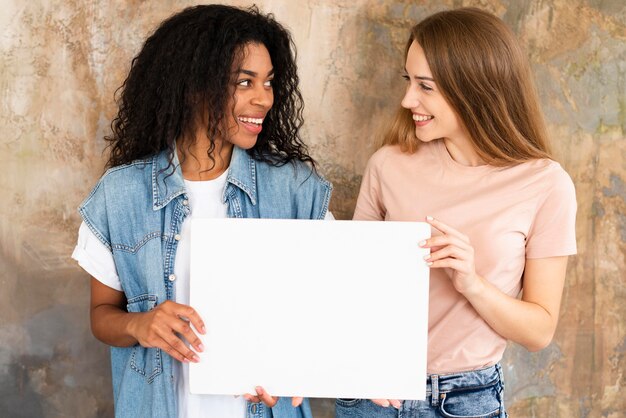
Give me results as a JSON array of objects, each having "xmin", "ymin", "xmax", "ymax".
[{"xmin": 105, "ymin": 4, "xmax": 314, "ymax": 170}]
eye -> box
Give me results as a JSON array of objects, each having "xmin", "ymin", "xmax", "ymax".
[
  {"xmin": 402, "ymin": 74, "xmax": 410, "ymax": 82},
  {"xmin": 419, "ymin": 82, "xmax": 433, "ymax": 92},
  {"xmin": 264, "ymin": 79, "xmax": 273, "ymax": 88},
  {"xmin": 237, "ymin": 79, "xmax": 251, "ymax": 87}
]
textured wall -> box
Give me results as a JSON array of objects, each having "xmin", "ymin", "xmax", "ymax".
[{"xmin": 0, "ymin": 1, "xmax": 624, "ymax": 417}]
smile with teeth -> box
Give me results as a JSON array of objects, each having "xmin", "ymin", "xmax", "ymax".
[
  {"xmin": 238, "ymin": 116, "xmax": 264, "ymax": 125},
  {"xmin": 413, "ymin": 114, "xmax": 434, "ymax": 122}
]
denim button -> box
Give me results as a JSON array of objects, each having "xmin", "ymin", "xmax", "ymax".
[
  {"xmin": 182, "ymin": 199, "xmax": 189, "ymax": 206},
  {"xmin": 251, "ymin": 404, "xmax": 257, "ymax": 414},
  {"xmin": 168, "ymin": 274, "xmax": 176, "ymax": 281},
  {"xmin": 174, "ymin": 234, "xmax": 181, "ymax": 241}
]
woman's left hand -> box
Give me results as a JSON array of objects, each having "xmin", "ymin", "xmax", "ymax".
[
  {"xmin": 421, "ymin": 216, "xmax": 482, "ymax": 296},
  {"xmin": 244, "ymin": 386, "xmax": 303, "ymax": 408}
]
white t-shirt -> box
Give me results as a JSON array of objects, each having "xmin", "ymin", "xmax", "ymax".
[{"xmin": 72, "ymin": 169, "xmax": 333, "ymax": 417}]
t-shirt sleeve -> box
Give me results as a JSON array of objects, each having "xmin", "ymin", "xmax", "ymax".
[
  {"xmin": 526, "ymin": 168, "xmax": 577, "ymax": 258},
  {"xmin": 353, "ymin": 150, "xmax": 386, "ymax": 221},
  {"xmin": 72, "ymin": 221, "xmax": 122, "ymax": 291}
]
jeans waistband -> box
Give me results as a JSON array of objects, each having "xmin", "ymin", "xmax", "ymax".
[{"xmin": 426, "ymin": 363, "xmax": 503, "ymax": 396}]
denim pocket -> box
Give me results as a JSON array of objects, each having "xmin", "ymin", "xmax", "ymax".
[
  {"xmin": 439, "ymin": 381, "xmax": 503, "ymax": 418},
  {"xmin": 126, "ymin": 294, "xmax": 162, "ymax": 383}
]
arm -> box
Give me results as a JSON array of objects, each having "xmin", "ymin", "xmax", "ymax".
[
  {"xmin": 90, "ymin": 277, "xmax": 206, "ymax": 362},
  {"xmin": 456, "ymin": 258, "xmax": 566, "ymax": 351},
  {"xmin": 423, "ymin": 217, "xmax": 568, "ymax": 351}
]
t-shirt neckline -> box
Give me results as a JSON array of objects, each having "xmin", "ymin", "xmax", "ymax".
[
  {"xmin": 434, "ymin": 139, "xmax": 496, "ymax": 175},
  {"xmin": 183, "ymin": 168, "xmax": 229, "ymax": 186}
]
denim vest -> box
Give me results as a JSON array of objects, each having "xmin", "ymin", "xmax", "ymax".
[{"xmin": 78, "ymin": 146, "xmax": 331, "ymax": 418}]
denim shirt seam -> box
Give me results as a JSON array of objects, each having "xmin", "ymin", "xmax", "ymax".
[
  {"xmin": 111, "ymin": 231, "xmax": 163, "ymax": 253},
  {"xmin": 225, "ymin": 149, "xmax": 257, "ymax": 205},
  {"xmin": 78, "ymin": 206, "xmax": 112, "ymax": 251},
  {"xmin": 317, "ymin": 180, "xmax": 333, "ymax": 220}
]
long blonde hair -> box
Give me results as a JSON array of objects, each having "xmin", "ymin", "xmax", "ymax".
[{"xmin": 384, "ymin": 8, "xmax": 551, "ymax": 165}]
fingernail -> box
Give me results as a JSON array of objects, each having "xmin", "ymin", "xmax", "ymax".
[
  {"xmin": 426, "ymin": 215, "xmax": 433, "ymax": 221},
  {"xmin": 427, "ymin": 261, "xmax": 433, "ymax": 266},
  {"xmin": 423, "ymin": 254, "xmax": 431, "ymax": 260},
  {"xmin": 381, "ymin": 401, "xmax": 390, "ymax": 407},
  {"xmin": 201, "ymin": 326, "xmax": 206, "ymax": 334},
  {"xmin": 183, "ymin": 358, "xmax": 189, "ymax": 363},
  {"xmin": 198, "ymin": 344, "xmax": 205, "ymax": 352},
  {"xmin": 419, "ymin": 240, "xmax": 426, "ymax": 246},
  {"xmin": 193, "ymin": 354, "xmax": 200, "ymax": 363}
]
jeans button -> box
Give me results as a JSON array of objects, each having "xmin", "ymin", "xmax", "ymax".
[{"xmin": 251, "ymin": 404, "xmax": 257, "ymax": 414}]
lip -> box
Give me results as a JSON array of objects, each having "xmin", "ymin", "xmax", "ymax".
[
  {"xmin": 412, "ymin": 112, "xmax": 434, "ymax": 127},
  {"xmin": 239, "ymin": 114, "xmax": 266, "ymax": 119},
  {"xmin": 238, "ymin": 114, "xmax": 266, "ymax": 135}
]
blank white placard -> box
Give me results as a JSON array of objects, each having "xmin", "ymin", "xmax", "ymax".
[{"xmin": 189, "ymin": 219, "xmax": 430, "ymax": 400}]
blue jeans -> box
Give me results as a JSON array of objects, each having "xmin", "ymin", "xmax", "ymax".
[{"xmin": 335, "ymin": 364, "xmax": 507, "ymax": 418}]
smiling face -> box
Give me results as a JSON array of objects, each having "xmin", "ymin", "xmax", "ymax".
[
  {"xmin": 224, "ymin": 42, "xmax": 274, "ymax": 150},
  {"xmin": 401, "ymin": 41, "xmax": 467, "ymax": 146}
]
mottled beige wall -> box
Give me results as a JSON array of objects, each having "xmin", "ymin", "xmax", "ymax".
[{"xmin": 0, "ymin": 1, "xmax": 623, "ymax": 417}]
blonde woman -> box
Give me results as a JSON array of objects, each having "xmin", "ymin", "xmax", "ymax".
[{"xmin": 336, "ymin": 8, "xmax": 576, "ymax": 418}]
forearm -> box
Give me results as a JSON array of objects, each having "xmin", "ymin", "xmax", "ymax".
[
  {"xmin": 463, "ymin": 276, "xmax": 557, "ymax": 351},
  {"xmin": 90, "ymin": 303, "xmax": 141, "ymax": 347}
]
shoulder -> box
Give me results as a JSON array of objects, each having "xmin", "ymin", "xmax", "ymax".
[
  {"xmin": 367, "ymin": 144, "xmax": 426, "ymax": 169},
  {"xmin": 368, "ymin": 145, "xmax": 404, "ymax": 167},
  {"xmin": 255, "ymin": 158, "xmax": 332, "ymax": 190},
  {"xmin": 522, "ymin": 159, "xmax": 575, "ymax": 194},
  {"xmin": 544, "ymin": 160, "xmax": 574, "ymax": 186},
  {"xmin": 364, "ymin": 144, "xmax": 427, "ymax": 180},
  {"xmin": 542, "ymin": 160, "xmax": 576, "ymax": 206},
  {"xmin": 99, "ymin": 158, "xmax": 154, "ymax": 186},
  {"xmin": 253, "ymin": 158, "xmax": 332, "ymax": 219},
  {"xmin": 512, "ymin": 159, "xmax": 577, "ymax": 211},
  {"xmin": 80, "ymin": 157, "xmax": 154, "ymax": 208}
]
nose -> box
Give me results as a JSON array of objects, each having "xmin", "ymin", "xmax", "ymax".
[
  {"xmin": 251, "ymin": 84, "xmax": 273, "ymax": 109},
  {"xmin": 401, "ymin": 84, "xmax": 420, "ymax": 110}
]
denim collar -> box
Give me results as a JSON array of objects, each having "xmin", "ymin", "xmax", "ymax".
[
  {"xmin": 151, "ymin": 146, "xmax": 257, "ymax": 210},
  {"xmin": 224, "ymin": 145, "xmax": 257, "ymax": 205}
]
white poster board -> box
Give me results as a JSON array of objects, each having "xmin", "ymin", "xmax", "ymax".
[{"xmin": 189, "ymin": 219, "xmax": 430, "ymax": 400}]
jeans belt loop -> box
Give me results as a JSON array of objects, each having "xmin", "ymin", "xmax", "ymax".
[
  {"xmin": 496, "ymin": 363, "xmax": 505, "ymax": 390},
  {"xmin": 430, "ymin": 374, "xmax": 440, "ymax": 407}
]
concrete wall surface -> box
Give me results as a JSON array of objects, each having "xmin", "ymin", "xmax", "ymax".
[{"xmin": 0, "ymin": 0, "xmax": 624, "ymax": 417}]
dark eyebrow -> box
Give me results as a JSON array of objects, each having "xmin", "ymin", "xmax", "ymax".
[
  {"xmin": 403, "ymin": 68, "xmax": 434, "ymax": 82},
  {"xmin": 240, "ymin": 68, "xmax": 275, "ymax": 77}
]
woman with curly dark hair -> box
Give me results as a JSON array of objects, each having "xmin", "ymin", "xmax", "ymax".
[{"xmin": 72, "ymin": 5, "xmax": 331, "ymax": 418}]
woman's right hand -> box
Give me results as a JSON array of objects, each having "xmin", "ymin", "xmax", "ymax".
[
  {"xmin": 371, "ymin": 399, "xmax": 402, "ymax": 409},
  {"xmin": 127, "ymin": 300, "xmax": 206, "ymax": 363}
]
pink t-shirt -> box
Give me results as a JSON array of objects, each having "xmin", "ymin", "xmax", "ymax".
[{"xmin": 354, "ymin": 140, "xmax": 577, "ymax": 373}]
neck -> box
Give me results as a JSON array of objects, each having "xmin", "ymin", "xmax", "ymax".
[
  {"xmin": 178, "ymin": 132, "xmax": 234, "ymax": 181},
  {"xmin": 442, "ymin": 137, "xmax": 485, "ymax": 167}
]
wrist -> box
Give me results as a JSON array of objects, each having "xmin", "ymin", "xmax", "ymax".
[
  {"xmin": 460, "ymin": 274, "xmax": 486, "ymax": 299},
  {"xmin": 124, "ymin": 312, "xmax": 141, "ymax": 342}
]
